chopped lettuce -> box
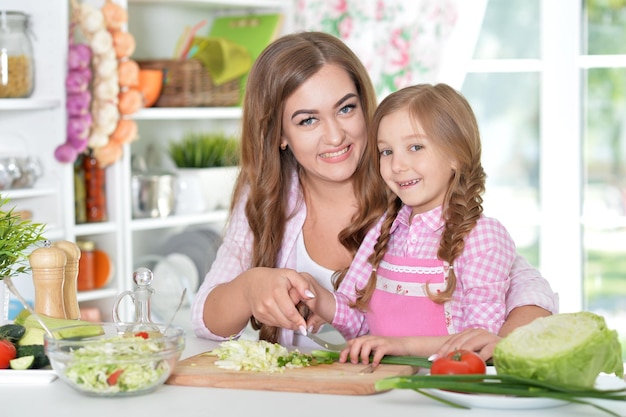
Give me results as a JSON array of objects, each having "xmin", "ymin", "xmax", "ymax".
[
  {"xmin": 493, "ymin": 311, "xmax": 624, "ymax": 388},
  {"xmin": 63, "ymin": 335, "xmax": 170, "ymax": 395},
  {"xmin": 209, "ymin": 339, "xmax": 313, "ymax": 373}
]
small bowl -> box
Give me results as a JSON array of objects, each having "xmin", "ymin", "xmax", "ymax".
[
  {"xmin": 137, "ymin": 69, "xmax": 163, "ymax": 108},
  {"xmin": 44, "ymin": 322, "xmax": 185, "ymax": 397}
]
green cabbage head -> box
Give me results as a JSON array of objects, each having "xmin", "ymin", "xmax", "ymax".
[{"xmin": 493, "ymin": 311, "xmax": 623, "ymax": 388}]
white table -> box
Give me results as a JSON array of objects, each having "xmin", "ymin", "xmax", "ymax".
[{"xmin": 2, "ymin": 311, "xmax": 624, "ymax": 417}]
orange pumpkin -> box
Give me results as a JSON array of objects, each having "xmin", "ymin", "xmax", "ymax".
[{"xmin": 137, "ymin": 69, "xmax": 164, "ymax": 108}]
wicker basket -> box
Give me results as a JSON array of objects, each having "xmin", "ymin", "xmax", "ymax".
[{"xmin": 137, "ymin": 59, "xmax": 241, "ymax": 107}]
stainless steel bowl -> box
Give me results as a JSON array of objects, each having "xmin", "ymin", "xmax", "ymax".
[{"xmin": 131, "ymin": 172, "xmax": 177, "ymax": 218}]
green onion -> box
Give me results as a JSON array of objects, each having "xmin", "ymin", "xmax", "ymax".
[
  {"xmin": 375, "ymin": 374, "xmax": 626, "ymax": 417},
  {"xmin": 309, "ymin": 351, "xmax": 625, "ymax": 416},
  {"xmin": 310, "ymin": 350, "xmax": 432, "ymax": 369}
]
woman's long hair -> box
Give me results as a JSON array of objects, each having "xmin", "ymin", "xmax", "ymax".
[
  {"xmin": 233, "ymin": 32, "xmax": 386, "ymax": 342},
  {"xmin": 354, "ymin": 83, "xmax": 486, "ymax": 309}
]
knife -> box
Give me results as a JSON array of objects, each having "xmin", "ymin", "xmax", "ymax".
[
  {"xmin": 305, "ymin": 331, "xmax": 348, "ymax": 351},
  {"xmin": 306, "ymin": 332, "xmax": 374, "ymax": 373}
]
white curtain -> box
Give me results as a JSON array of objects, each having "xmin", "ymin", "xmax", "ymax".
[{"xmin": 292, "ymin": 0, "xmax": 487, "ymax": 98}]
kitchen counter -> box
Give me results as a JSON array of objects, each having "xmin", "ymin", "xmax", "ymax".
[{"xmin": 2, "ymin": 311, "xmax": 625, "ymax": 417}]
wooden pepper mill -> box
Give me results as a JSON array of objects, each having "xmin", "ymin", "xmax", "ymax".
[
  {"xmin": 52, "ymin": 240, "xmax": 81, "ymax": 319},
  {"xmin": 29, "ymin": 240, "xmax": 67, "ymax": 319}
]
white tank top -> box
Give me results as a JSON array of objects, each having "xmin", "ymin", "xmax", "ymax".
[
  {"xmin": 292, "ymin": 231, "xmax": 336, "ymax": 348},
  {"xmin": 295, "ymin": 231, "xmax": 335, "ymax": 291}
]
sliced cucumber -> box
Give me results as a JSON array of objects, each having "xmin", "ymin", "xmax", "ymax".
[{"xmin": 10, "ymin": 355, "xmax": 34, "ymax": 370}]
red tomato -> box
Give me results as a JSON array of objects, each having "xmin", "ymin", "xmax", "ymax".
[
  {"xmin": 0, "ymin": 339, "xmax": 17, "ymax": 369},
  {"xmin": 430, "ymin": 349, "xmax": 486, "ymax": 375},
  {"xmin": 134, "ymin": 332, "xmax": 149, "ymax": 339},
  {"xmin": 107, "ymin": 369, "xmax": 124, "ymax": 385}
]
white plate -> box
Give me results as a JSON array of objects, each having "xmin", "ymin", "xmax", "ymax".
[
  {"xmin": 421, "ymin": 369, "xmax": 626, "ymax": 410},
  {"xmin": 0, "ymin": 369, "xmax": 57, "ymax": 384},
  {"xmin": 159, "ymin": 227, "xmax": 222, "ymax": 281},
  {"xmin": 151, "ymin": 257, "xmax": 186, "ymax": 321},
  {"xmin": 165, "ymin": 252, "xmax": 199, "ymax": 296},
  {"xmin": 421, "ymin": 387, "xmax": 567, "ymax": 410}
]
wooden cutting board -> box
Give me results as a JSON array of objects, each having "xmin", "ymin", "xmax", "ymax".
[{"xmin": 166, "ymin": 352, "xmax": 418, "ymax": 395}]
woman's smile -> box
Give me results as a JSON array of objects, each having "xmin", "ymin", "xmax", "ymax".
[{"xmin": 319, "ymin": 144, "xmax": 352, "ymax": 161}]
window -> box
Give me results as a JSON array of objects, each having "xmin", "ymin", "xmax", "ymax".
[{"xmin": 462, "ymin": 0, "xmax": 626, "ymax": 358}]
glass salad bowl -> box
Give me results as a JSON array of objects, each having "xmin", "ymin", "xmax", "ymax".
[{"xmin": 44, "ymin": 322, "xmax": 185, "ymax": 397}]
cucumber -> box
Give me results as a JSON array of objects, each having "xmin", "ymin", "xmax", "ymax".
[
  {"xmin": 16, "ymin": 345, "xmax": 49, "ymax": 369},
  {"xmin": 13, "ymin": 309, "xmax": 31, "ymax": 326},
  {"xmin": 0, "ymin": 324, "xmax": 26, "ymax": 343},
  {"xmin": 10, "ymin": 355, "xmax": 34, "ymax": 370},
  {"xmin": 17, "ymin": 327, "xmax": 45, "ymax": 346}
]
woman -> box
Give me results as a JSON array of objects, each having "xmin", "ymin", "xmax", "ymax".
[{"xmin": 190, "ymin": 32, "xmax": 558, "ymax": 355}]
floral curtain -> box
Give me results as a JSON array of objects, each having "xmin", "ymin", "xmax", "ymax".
[{"xmin": 292, "ymin": 0, "xmax": 480, "ymax": 99}]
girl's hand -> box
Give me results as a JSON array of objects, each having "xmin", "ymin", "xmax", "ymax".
[
  {"xmin": 433, "ymin": 328, "xmax": 500, "ymax": 361},
  {"xmin": 339, "ymin": 335, "xmax": 407, "ymax": 368}
]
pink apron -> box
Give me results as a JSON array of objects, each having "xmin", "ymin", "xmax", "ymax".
[{"xmin": 366, "ymin": 254, "xmax": 454, "ymax": 337}]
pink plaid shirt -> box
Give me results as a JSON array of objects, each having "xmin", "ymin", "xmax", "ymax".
[
  {"xmin": 332, "ymin": 204, "xmax": 559, "ymax": 339},
  {"xmin": 191, "ymin": 170, "xmax": 558, "ymax": 343},
  {"xmin": 190, "ymin": 171, "xmax": 307, "ymax": 346}
]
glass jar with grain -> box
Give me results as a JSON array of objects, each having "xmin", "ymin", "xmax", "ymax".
[{"xmin": 0, "ymin": 11, "xmax": 34, "ymax": 98}]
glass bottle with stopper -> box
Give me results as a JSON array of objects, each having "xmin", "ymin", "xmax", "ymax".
[{"xmin": 112, "ymin": 267, "xmax": 158, "ymax": 331}]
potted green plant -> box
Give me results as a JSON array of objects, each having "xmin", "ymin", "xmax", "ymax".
[
  {"xmin": 168, "ymin": 131, "xmax": 239, "ymax": 169},
  {"xmin": 168, "ymin": 132, "xmax": 240, "ymax": 213},
  {"xmin": 0, "ymin": 197, "xmax": 47, "ymax": 323}
]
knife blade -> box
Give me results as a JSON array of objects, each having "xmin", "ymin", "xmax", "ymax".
[{"xmin": 306, "ymin": 332, "xmax": 348, "ymax": 351}]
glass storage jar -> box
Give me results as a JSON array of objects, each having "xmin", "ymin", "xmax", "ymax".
[
  {"xmin": 0, "ymin": 11, "xmax": 34, "ymax": 98},
  {"xmin": 83, "ymin": 151, "xmax": 108, "ymax": 223}
]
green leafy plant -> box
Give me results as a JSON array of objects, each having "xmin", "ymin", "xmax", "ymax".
[
  {"xmin": 0, "ymin": 197, "xmax": 47, "ymax": 280},
  {"xmin": 168, "ymin": 132, "xmax": 240, "ymax": 168}
]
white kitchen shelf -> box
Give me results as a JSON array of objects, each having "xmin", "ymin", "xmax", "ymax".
[
  {"xmin": 130, "ymin": 210, "xmax": 228, "ymax": 231},
  {"xmin": 0, "ymin": 185, "xmax": 58, "ymax": 200},
  {"xmin": 0, "ymin": 98, "xmax": 61, "ymax": 111},
  {"xmin": 74, "ymin": 221, "xmax": 121, "ymax": 236},
  {"xmin": 133, "ymin": 107, "xmax": 242, "ymax": 120},
  {"xmin": 129, "ymin": 0, "xmax": 286, "ymax": 8}
]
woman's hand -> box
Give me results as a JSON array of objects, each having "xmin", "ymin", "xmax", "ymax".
[
  {"xmin": 303, "ymin": 311, "xmax": 327, "ymax": 334},
  {"xmin": 433, "ymin": 328, "xmax": 500, "ymax": 361},
  {"xmin": 295, "ymin": 272, "xmax": 338, "ymax": 328},
  {"xmin": 240, "ymin": 267, "xmax": 315, "ymax": 333}
]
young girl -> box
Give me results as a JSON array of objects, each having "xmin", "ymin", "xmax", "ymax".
[{"xmin": 312, "ymin": 83, "xmax": 518, "ymax": 365}]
